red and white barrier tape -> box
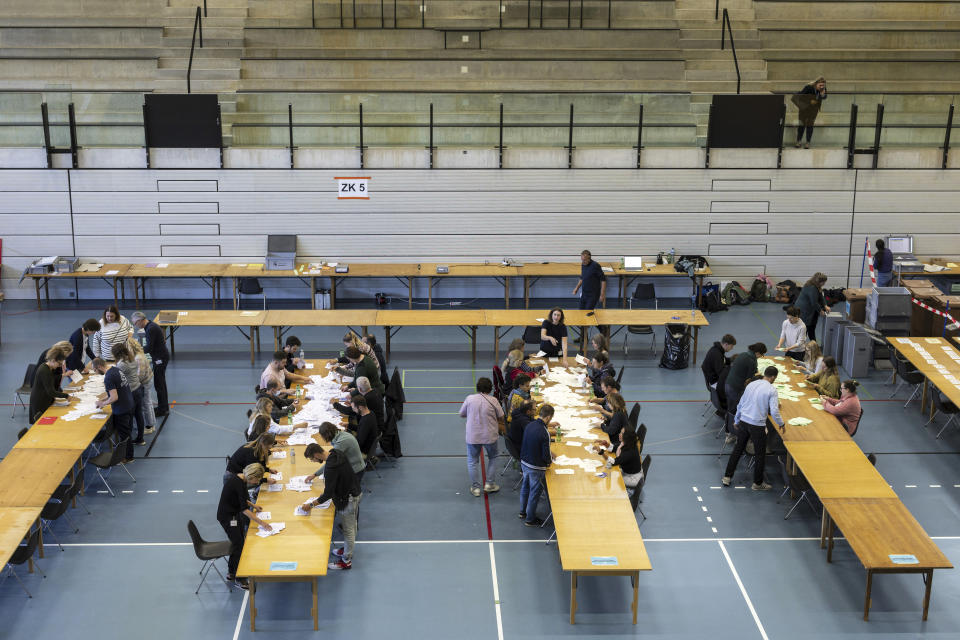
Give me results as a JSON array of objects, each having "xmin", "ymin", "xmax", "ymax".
[
  {"xmin": 867, "ymin": 248, "xmax": 877, "ymax": 285},
  {"xmin": 912, "ymin": 297, "xmax": 960, "ymax": 330}
]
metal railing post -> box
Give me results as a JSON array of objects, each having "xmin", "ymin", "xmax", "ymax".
[
  {"xmin": 872, "ymin": 103, "xmax": 884, "ymax": 169},
  {"xmin": 635, "ymin": 104, "xmax": 644, "ymax": 168},
  {"xmin": 358, "ymin": 104, "xmax": 365, "ymax": 169},
  {"xmin": 288, "ymin": 103, "xmax": 295, "ymax": 169},
  {"xmin": 41, "ymin": 102, "xmax": 52, "ymax": 169},
  {"xmin": 942, "ymin": 103, "xmax": 954, "ymax": 169},
  {"xmin": 720, "ymin": 10, "xmax": 741, "ymax": 94},
  {"xmin": 567, "ymin": 103, "xmax": 575, "ymax": 169},
  {"xmin": 846, "ymin": 103, "xmax": 859, "ymax": 169},
  {"xmin": 68, "ymin": 103, "xmax": 78, "ymax": 169},
  {"xmin": 187, "ymin": 7, "xmax": 204, "ymax": 93},
  {"xmin": 498, "ymin": 103, "xmax": 504, "ymax": 169},
  {"xmin": 428, "ymin": 103, "xmax": 434, "ymax": 169},
  {"xmin": 776, "ymin": 102, "xmax": 786, "ymax": 169},
  {"xmin": 142, "ymin": 102, "xmax": 151, "ymax": 169}
]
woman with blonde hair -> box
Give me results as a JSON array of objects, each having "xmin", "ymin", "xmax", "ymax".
[
  {"xmin": 35, "ymin": 340, "xmax": 75, "ymax": 392},
  {"xmin": 337, "ymin": 330, "xmax": 379, "ymax": 376},
  {"xmin": 808, "ymin": 356, "xmax": 841, "ymax": 399},
  {"xmin": 246, "ymin": 396, "xmax": 304, "ymax": 438},
  {"xmin": 803, "ymin": 340, "xmax": 824, "ymax": 375},
  {"xmin": 127, "ymin": 336, "xmax": 156, "ymax": 436},
  {"xmin": 505, "ymin": 348, "xmax": 538, "ymax": 383},
  {"xmin": 218, "ymin": 462, "xmax": 271, "ymax": 588}
]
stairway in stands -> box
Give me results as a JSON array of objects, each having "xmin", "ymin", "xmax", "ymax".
[
  {"xmin": 155, "ymin": 0, "xmax": 247, "ymax": 145},
  {"xmin": 677, "ymin": 0, "xmax": 767, "ymax": 145}
]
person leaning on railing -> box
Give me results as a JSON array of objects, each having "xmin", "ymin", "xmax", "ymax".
[{"xmin": 792, "ymin": 76, "xmax": 827, "ymax": 149}]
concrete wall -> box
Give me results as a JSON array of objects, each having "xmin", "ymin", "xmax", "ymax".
[{"xmin": 1, "ymin": 156, "xmax": 958, "ymax": 302}]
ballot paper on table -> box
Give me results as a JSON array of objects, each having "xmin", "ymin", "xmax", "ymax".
[
  {"xmin": 554, "ymin": 469, "xmax": 575, "ymax": 475},
  {"xmin": 575, "ymin": 354, "xmax": 590, "ymax": 366},
  {"xmin": 69, "ymin": 370, "xmax": 83, "ymax": 384},
  {"xmin": 788, "ymin": 417, "xmax": 813, "ymax": 426},
  {"xmin": 287, "ymin": 476, "xmax": 314, "ymax": 492},
  {"xmin": 266, "ymin": 484, "xmax": 283, "ymax": 492},
  {"xmin": 271, "ymin": 451, "xmax": 287, "ymax": 459},
  {"xmin": 256, "ymin": 522, "xmax": 286, "ymax": 538},
  {"xmin": 296, "ymin": 499, "xmax": 330, "ymax": 515},
  {"xmin": 535, "ymin": 351, "xmax": 546, "ymax": 357},
  {"xmin": 269, "ymin": 472, "xmax": 282, "ymax": 482},
  {"xmin": 305, "ymin": 363, "xmax": 315, "ymax": 369},
  {"xmin": 259, "ymin": 512, "xmax": 271, "ymax": 520}
]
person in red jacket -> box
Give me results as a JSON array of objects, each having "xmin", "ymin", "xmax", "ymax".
[{"xmin": 822, "ymin": 379, "xmax": 863, "ymax": 435}]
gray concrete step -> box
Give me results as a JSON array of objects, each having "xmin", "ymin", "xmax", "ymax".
[{"xmin": 241, "ymin": 48, "xmax": 685, "ymax": 61}]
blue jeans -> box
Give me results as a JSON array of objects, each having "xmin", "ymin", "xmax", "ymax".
[
  {"xmin": 466, "ymin": 442, "xmax": 498, "ymax": 488},
  {"xmin": 876, "ymin": 271, "xmax": 893, "ymax": 288},
  {"xmin": 519, "ymin": 465, "xmax": 546, "ymax": 522}
]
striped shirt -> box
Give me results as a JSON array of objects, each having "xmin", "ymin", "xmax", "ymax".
[{"xmin": 92, "ymin": 316, "xmax": 132, "ymax": 361}]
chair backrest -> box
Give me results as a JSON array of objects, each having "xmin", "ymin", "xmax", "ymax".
[
  {"xmin": 109, "ymin": 438, "xmax": 130, "ymax": 466},
  {"xmin": 22, "ymin": 363, "xmax": 38, "ymax": 389},
  {"xmin": 504, "ymin": 433, "xmax": 522, "ymax": 461},
  {"xmin": 238, "ymin": 278, "xmax": 262, "ymax": 294},
  {"xmin": 639, "ymin": 454, "xmax": 651, "ymax": 488},
  {"xmin": 867, "ymin": 453, "xmax": 877, "ymax": 466},
  {"xmin": 628, "ymin": 403, "xmax": 641, "ymax": 429},
  {"xmin": 41, "ymin": 496, "xmax": 70, "ymax": 521},
  {"xmin": 187, "ymin": 520, "xmax": 207, "ymax": 559},
  {"xmin": 616, "ymin": 366, "xmax": 624, "ymax": 385},
  {"xmin": 931, "ymin": 390, "xmax": 955, "ymax": 413},
  {"xmin": 632, "ymin": 283, "xmax": 656, "ymax": 301},
  {"xmin": 522, "ymin": 326, "xmax": 541, "ymax": 344},
  {"xmin": 491, "ymin": 367, "xmax": 505, "ymax": 402},
  {"xmin": 635, "ymin": 423, "xmax": 648, "ymax": 454},
  {"xmin": 10, "ymin": 526, "xmax": 41, "ymax": 566},
  {"xmin": 850, "ymin": 405, "xmax": 863, "ymax": 437}
]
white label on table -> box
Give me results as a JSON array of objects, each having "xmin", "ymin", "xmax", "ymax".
[
  {"xmin": 554, "ymin": 468, "xmax": 575, "ymax": 475},
  {"xmin": 335, "ymin": 177, "xmax": 370, "ymax": 200},
  {"xmin": 105, "ymin": 270, "xmax": 119, "ymax": 276},
  {"xmin": 157, "ymin": 263, "xmax": 169, "ymax": 268}
]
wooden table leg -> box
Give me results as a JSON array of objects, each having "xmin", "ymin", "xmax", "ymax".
[
  {"xmin": 34, "ymin": 278, "xmax": 42, "ymax": 309},
  {"xmin": 44, "ymin": 277, "xmax": 50, "ymax": 304},
  {"xmin": 863, "ymin": 570, "xmax": 873, "ymax": 621},
  {"xmin": 408, "ymin": 277, "xmax": 413, "ymax": 309},
  {"xmin": 312, "ymin": 577, "xmax": 319, "ymax": 630},
  {"xmin": 820, "ymin": 507, "xmax": 828, "ymax": 549},
  {"xmin": 631, "ymin": 571, "xmax": 639, "ymax": 624},
  {"xmin": 112, "ymin": 277, "xmax": 119, "ymax": 307},
  {"xmin": 38, "ymin": 525, "xmax": 44, "ymax": 559},
  {"xmin": 329, "ymin": 276, "xmax": 337, "ymax": 310},
  {"xmin": 697, "ymin": 275, "xmax": 705, "ymax": 308},
  {"xmin": 256, "ymin": 327, "xmax": 261, "ymax": 353},
  {"xmin": 570, "ymin": 571, "xmax": 578, "ymax": 624},
  {"xmin": 120, "ymin": 277, "xmax": 126, "ymax": 302},
  {"xmin": 471, "ymin": 326, "xmax": 477, "ymax": 364},
  {"xmin": 233, "ymin": 277, "xmax": 239, "ymax": 310},
  {"xmin": 826, "ymin": 516, "xmax": 835, "ymax": 563},
  {"xmin": 310, "ymin": 277, "xmax": 316, "ymax": 310},
  {"xmin": 693, "ymin": 325, "xmax": 700, "ymax": 364},
  {"xmin": 385, "ymin": 326, "xmax": 392, "ymax": 360},
  {"xmin": 249, "ymin": 578, "xmax": 257, "ymax": 631},
  {"xmin": 494, "ymin": 327, "xmax": 501, "ymax": 362},
  {"xmin": 524, "ymin": 276, "xmax": 530, "ymax": 309},
  {"xmin": 133, "ymin": 277, "xmax": 140, "ymax": 310},
  {"xmin": 273, "ymin": 327, "xmax": 280, "ymax": 352},
  {"xmin": 504, "ymin": 276, "xmax": 510, "ymax": 309},
  {"xmin": 922, "ymin": 569, "xmax": 934, "ymax": 621},
  {"xmin": 921, "ymin": 379, "xmax": 928, "ymax": 413},
  {"xmin": 250, "ymin": 329, "xmax": 255, "ymax": 366}
]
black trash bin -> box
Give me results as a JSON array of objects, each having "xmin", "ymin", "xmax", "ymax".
[{"xmin": 658, "ymin": 324, "xmax": 691, "ymax": 370}]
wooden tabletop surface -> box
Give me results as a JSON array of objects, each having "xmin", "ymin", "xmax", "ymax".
[
  {"xmin": 551, "ymin": 499, "xmax": 651, "ymax": 572},
  {"xmin": 890, "ymin": 337, "xmax": 960, "ymax": 406},
  {"xmin": 0, "ymin": 449, "xmax": 83, "ymax": 507},
  {"xmin": 375, "ymin": 309, "xmax": 487, "ymax": 326},
  {"xmin": 13, "ymin": 421, "xmax": 106, "ymax": 451},
  {"xmin": 484, "ymin": 309, "xmax": 599, "ymax": 327},
  {"xmin": 787, "ymin": 441, "xmax": 896, "ymax": 499},
  {"xmin": 594, "ymin": 309, "xmax": 709, "ymax": 327},
  {"xmin": 0, "ymin": 506, "xmax": 43, "ymax": 567},
  {"xmin": 26, "ymin": 263, "xmax": 131, "ymax": 279},
  {"xmin": 821, "ymin": 498, "xmax": 952, "ymax": 570},
  {"xmin": 763, "ymin": 356, "xmax": 851, "ymax": 442},
  {"xmin": 154, "ymin": 310, "xmax": 267, "ymax": 327},
  {"xmin": 127, "ymin": 263, "xmax": 228, "ymax": 278},
  {"xmin": 263, "ymin": 310, "xmax": 380, "ymax": 327}
]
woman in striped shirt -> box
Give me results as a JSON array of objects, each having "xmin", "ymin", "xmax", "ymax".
[{"xmin": 92, "ymin": 305, "xmax": 132, "ymax": 361}]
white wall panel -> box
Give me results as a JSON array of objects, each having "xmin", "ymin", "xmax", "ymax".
[{"xmin": 0, "ymin": 192, "xmax": 70, "ymax": 213}]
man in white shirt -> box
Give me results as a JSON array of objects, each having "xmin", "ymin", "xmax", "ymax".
[{"xmin": 722, "ymin": 366, "xmax": 784, "ymax": 491}]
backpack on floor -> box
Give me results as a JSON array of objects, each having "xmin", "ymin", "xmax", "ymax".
[
  {"xmin": 749, "ymin": 278, "xmax": 770, "ymax": 302},
  {"xmin": 699, "ymin": 281, "xmax": 728, "ymax": 314},
  {"xmin": 722, "ymin": 281, "xmax": 751, "ymax": 306},
  {"xmin": 824, "ymin": 287, "xmax": 846, "ymax": 306},
  {"xmin": 659, "ymin": 324, "xmax": 691, "ymax": 370},
  {"xmin": 775, "ymin": 280, "xmax": 800, "ymax": 304}
]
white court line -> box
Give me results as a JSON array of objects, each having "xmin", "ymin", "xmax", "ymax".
[
  {"xmin": 232, "ymin": 591, "xmax": 249, "ymax": 640},
  {"xmin": 172, "ymin": 490, "xmax": 184, "ymax": 493},
  {"xmin": 718, "ymin": 540, "xmax": 769, "ymax": 640},
  {"xmin": 930, "ymin": 485, "xmax": 942, "ymax": 488},
  {"xmin": 197, "ymin": 489, "xmax": 209, "ymax": 493},
  {"xmin": 488, "ymin": 543, "xmax": 505, "ymax": 640},
  {"xmin": 147, "ymin": 490, "xmax": 159, "ymax": 493}
]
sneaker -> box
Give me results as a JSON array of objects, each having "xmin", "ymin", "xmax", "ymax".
[
  {"xmin": 795, "ymin": 141, "xmax": 802, "ymax": 148},
  {"xmin": 524, "ymin": 518, "xmax": 544, "ymax": 527},
  {"xmin": 134, "ymin": 440, "xmax": 147, "ymax": 446},
  {"xmin": 144, "ymin": 427, "xmax": 155, "ymax": 434},
  {"xmin": 470, "ymin": 486, "xmax": 482, "ymax": 497},
  {"xmin": 714, "ymin": 409, "xmax": 725, "ymax": 417},
  {"xmin": 721, "ymin": 476, "xmax": 731, "ymax": 487},
  {"xmin": 724, "ymin": 434, "xmax": 736, "ymax": 445},
  {"xmin": 328, "ymin": 559, "xmax": 352, "ymax": 570},
  {"xmin": 517, "ymin": 512, "xmax": 526, "ymax": 520},
  {"xmin": 233, "ymin": 578, "xmax": 249, "ymax": 590},
  {"xmin": 332, "ymin": 547, "xmax": 345, "ymax": 558},
  {"xmin": 121, "ymin": 458, "xmax": 135, "ymax": 464},
  {"xmin": 483, "ymin": 482, "xmax": 500, "ymax": 494},
  {"xmin": 752, "ymin": 482, "xmax": 772, "ymax": 491},
  {"xmin": 803, "ymin": 142, "xmax": 810, "ymax": 149}
]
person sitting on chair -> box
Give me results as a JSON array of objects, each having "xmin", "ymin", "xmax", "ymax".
[
  {"xmin": 587, "ymin": 351, "xmax": 615, "ymax": 397},
  {"xmin": 822, "ymin": 379, "xmax": 862, "ymax": 435}
]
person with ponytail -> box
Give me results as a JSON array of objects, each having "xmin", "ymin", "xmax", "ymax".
[{"xmin": 822, "ymin": 379, "xmax": 862, "ymax": 435}]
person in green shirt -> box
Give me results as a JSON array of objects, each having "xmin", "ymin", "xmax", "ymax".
[
  {"xmin": 807, "ymin": 356, "xmax": 841, "ymax": 399},
  {"xmin": 341, "ymin": 346, "xmax": 385, "ymax": 396}
]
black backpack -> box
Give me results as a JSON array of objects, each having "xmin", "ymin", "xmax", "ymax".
[
  {"xmin": 722, "ymin": 281, "xmax": 751, "ymax": 306},
  {"xmin": 749, "ymin": 278, "xmax": 769, "ymax": 302},
  {"xmin": 824, "ymin": 287, "xmax": 846, "ymax": 306},
  {"xmin": 700, "ymin": 286, "xmax": 728, "ymax": 314},
  {"xmin": 659, "ymin": 324, "xmax": 691, "ymax": 370}
]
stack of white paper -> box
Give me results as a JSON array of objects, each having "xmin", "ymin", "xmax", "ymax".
[{"xmin": 256, "ymin": 522, "xmax": 286, "ymax": 537}]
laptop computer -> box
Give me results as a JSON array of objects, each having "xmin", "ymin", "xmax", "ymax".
[{"xmin": 622, "ymin": 256, "xmax": 644, "ymax": 271}]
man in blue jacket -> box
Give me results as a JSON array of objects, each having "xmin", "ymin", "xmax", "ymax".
[
  {"xmin": 67, "ymin": 319, "xmax": 101, "ymax": 373},
  {"xmin": 573, "ymin": 250, "xmax": 607, "ymax": 310},
  {"xmin": 132, "ymin": 311, "xmax": 170, "ymax": 417},
  {"xmin": 519, "ymin": 404, "xmax": 556, "ymax": 527}
]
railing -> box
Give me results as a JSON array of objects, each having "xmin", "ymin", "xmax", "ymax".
[
  {"xmin": 187, "ymin": 7, "xmax": 204, "ymax": 94},
  {"xmin": 317, "ymin": 0, "xmax": 639, "ymax": 29},
  {"xmin": 719, "ymin": 8, "xmax": 741, "ymax": 95}
]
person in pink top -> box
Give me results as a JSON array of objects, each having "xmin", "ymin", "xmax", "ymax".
[
  {"xmin": 822, "ymin": 379, "xmax": 863, "ymax": 435},
  {"xmin": 459, "ymin": 377, "xmax": 504, "ymax": 497}
]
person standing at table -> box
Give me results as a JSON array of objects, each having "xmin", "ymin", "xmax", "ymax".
[
  {"xmin": 67, "ymin": 319, "xmax": 100, "ymax": 373},
  {"xmin": 112, "ymin": 343, "xmax": 146, "ymax": 447},
  {"xmin": 92, "ymin": 305, "xmax": 132, "ymax": 362},
  {"xmin": 724, "ymin": 342, "xmax": 767, "ymax": 436},
  {"xmin": 29, "ymin": 344, "xmax": 70, "ymax": 423},
  {"xmin": 573, "ymin": 250, "xmax": 606, "ymax": 310},
  {"xmin": 776, "ymin": 306, "xmax": 808, "ymax": 362},
  {"xmin": 301, "ymin": 444, "xmax": 362, "ymax": 571},
  {"xmin": 519, "ymin": 404, "xmax": 556, "ymax": 526},
  {"xmin": 341, "ymin": 346, "xmax": 385, "ymax": 396},
  {"xmin": 722, "ymin": 366, "xmax": 783, "ymax": 491},
  {"xmin": 459, "ymin": 377, "xmax": 504, "ymax": 497},
  {"xmin": 874, "ymin": 238, "xmax": 894, "ymax": 287},
  {"xmin": 92, "ymin": 357, "xmax": 136, "ymax": 464},
  {"xmin": 131, "ymin": 311, "xmax": 170, "ymax": 418},
  {"xmin": 795, "ymin": 272, "xmax": 830, "ymax": 342},
  {"xmin": 305, "ymin": 422, "xmax": 366, "ymax": 483},
  {"xmin": 217, "ymin": 462, "xmax": 270, "ymax": 589},
  {"xmin": 540, "ymin": 307, "xmax": 569, "ymax": 363}
]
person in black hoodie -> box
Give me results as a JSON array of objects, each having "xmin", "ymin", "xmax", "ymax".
[
  {"xmin": 507, "ymin": 400, "xmax": 536, "ymax": 453},
  {"xmin": 702, "ymin": 334, "xmax": 736, "ymax": 416},
  {"xmin": 302, "ymin": 444, "xmax": 362, "ymax": 570},
  {"xmin": 67, "ymin": 319, "xmax": 100, "ymax": 373},
  {"xmin": 30, "ymin": 345, "xmax": 70, "ymax": 423},
  {"xmin": 218, "ymin": 463, "xmax": 271, "ymax": 588}
]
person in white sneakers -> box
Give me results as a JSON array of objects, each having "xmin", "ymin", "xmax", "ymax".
[
  {"xmin": 722, "ymin": 366, "xmax": 784, "ymax": 491},
  {"xmin": 459, "ymin": 377, "xmax": 504, "ymax": 497},
  {"xmin": 302, "ymin": 443, "xmax": 361, "ymax": 570}
]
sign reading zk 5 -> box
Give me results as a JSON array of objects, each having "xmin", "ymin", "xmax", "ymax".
[{"xmin": 335, "ymin": 177, "xmax": 370, "ymax": 200}]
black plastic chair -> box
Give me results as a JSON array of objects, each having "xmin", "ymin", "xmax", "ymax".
[
  {"xmin": 521, "ymin": 326, "xmax": 541, "ymax": 345},
  {"xmin": 187, "ymin": 520, "xmax": 234, "ymax": 593},
  {"xmin": 630, "ymin": 455, "xmax": 652, "ymax": 520},
  {"xmin": 89, "ymin": 438, "xmax": 135, "ymax": 497},
  {"xmin": 52, "ymin": 474, "xmax": 90, "ymax": 516},
  {"xmin": 363, "ymin": 434, "xmax": 383, "ymax": 480},
  {"xmin": 890, "ymin": 357, "xmax": 924, "ymax": 408},
  {"xmin": 850, "ymin": 406, "xmax": 864, "ymax": 438},
  {"xmin": 40, "ymin": 497, "xmax": 77, "ymax": 552},
  {"xmin": 930, "ymin": 391, "xmax": 960, "ymax": 439},
  {"xmin": 616, "ymin": 366, "xmax": 624, "ymax": 385},
  {"xmin": 777, "ymin": 456, "xmax": 817, "ymax": 520},
  {"xmin": 491, "ymin": 366, "xmax": 506, "ymax": 405},
  {"xmin": 499, "ymin": 435, "xmax": 523, "ymax": 491},
  {"xmin": 624, "ymin": 284, "xmax": 657, "ymax": 355},
  {"xmin": 12, "ymin": 363, "xmax": 37, "ymax": 418},
  {"xmin": 635, "ymin": 423, "xmax": 648, "ymax": 456},
  {"xmin": 1, "ymin": 526, "xmax": 45, "ymax": 597},
  {"xmin": 628, "ymin": 403, "xmax": 641, "ymax": 430},
  {"xmin": 237, "ymin": 278, "xmax": 265, "ymax": 309}
]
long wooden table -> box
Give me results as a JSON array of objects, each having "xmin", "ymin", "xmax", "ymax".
[
  {"xmin": 154, "ymin": 310, "xmax": 266, "ymax": 365},
  {"xmin": 25, "ymin": 259, "xmax": 711, "ymax": 311},
  {"xmin": 24, "ymin": 264, "xmax": 129, "ymax": 309},
  {"xmin": 889, "ymin": 336, "xmax": 960, "ymax": 420},
  {"xmin": 265, "ymin": 310, "xmax": 379, "ymax": 352},
  {"xmin": 534, "ymin": 361, "xmax": 651, "ymax": 624},
  {"xmin": 236, "ymin": 359, "xmax": 337, "ymax": 631},
  {"xmin": 0, "ymin": 507, "xmax": 44, "ymax": 571},
  {"xmin": 760, "ymin": 355, "xmax": 952, "ymax": 619}
]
